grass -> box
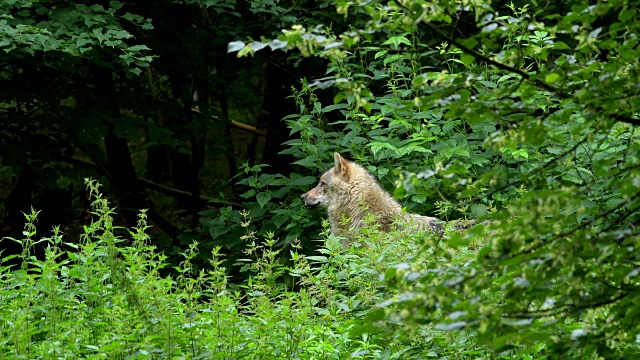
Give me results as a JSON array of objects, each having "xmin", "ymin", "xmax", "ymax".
[{"xmin": 0, "ymin": 180, "xmax": 489, "ymax": 359}]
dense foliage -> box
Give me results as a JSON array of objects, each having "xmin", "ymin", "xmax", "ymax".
[
  {"xmin": 2, "ymin": 181, "xmax": 483, "ymax": 358},
  {"xmin": 229, "ymin": 0, "xmax": 640, "ymax": 357},
  {"xmin": 1, "ymin": 0, "xmax": 640, "ymax": 358}
]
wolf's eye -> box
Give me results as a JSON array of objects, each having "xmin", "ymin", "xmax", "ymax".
[{"xmin": 319, "ymin": 181, "xmax": 326, "ymax": 187}]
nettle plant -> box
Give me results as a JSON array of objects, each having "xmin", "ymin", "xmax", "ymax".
[
  {"xmin": 231, "ymin": 0, "xmax": 640, "ymax": 357},
  {"xmin": 1, "ymin": 180, "xmax": 456, "ymax": 358}
]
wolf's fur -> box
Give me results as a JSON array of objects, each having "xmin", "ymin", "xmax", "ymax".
[{"xmin": 300, "ymin": 152, "xmax": 446, "ymax": 239}]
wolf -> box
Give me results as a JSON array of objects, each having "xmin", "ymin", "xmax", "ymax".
[{"xmin": 300, "ymin": 152, "xmax": 448, "ymax": 240}]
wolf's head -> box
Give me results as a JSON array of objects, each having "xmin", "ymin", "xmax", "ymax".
[{"xmin": 300, "ymin": 152, "xmax": 352, "ymax": 209}]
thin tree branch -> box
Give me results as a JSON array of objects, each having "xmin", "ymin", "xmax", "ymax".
[
  {"xmin": 191, "ymin": 108, "xmax": 267, "ymax": 136},
  {"xmin": 137, "ymin": 177, "xmax": 246, "ymax": 209},
  {"xmin": 514, "ymin": 191, "xmax": 640, "ymax": 257},
  {"xmin": 417, "ymin": 21, "xmax": 557, "ymax": 94},
  {"xmin": 64, "ymin": 157, "xmax": 246, "ymax": 209},
  {"xmin": 504, "ymin": 292, "xmax": 627, "ymax": 319},
  {"xmin": 413, "ymin": 12, "xmax": 640, "ymax": 128}
]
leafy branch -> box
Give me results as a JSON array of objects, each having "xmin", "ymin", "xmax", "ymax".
[{"xmin": 410, "ymin": 9, "xmax": 640, "ymax": 129}]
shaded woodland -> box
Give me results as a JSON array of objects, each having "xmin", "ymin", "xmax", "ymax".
[{"xmin": 0, "ymin": 0, "xmax": 347, "ymax": 263}]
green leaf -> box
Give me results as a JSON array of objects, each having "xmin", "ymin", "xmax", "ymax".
[
  {"xmin": 482, "ymin": 23, "xmax": 498, "ymax": 33},
  {"xmin": 287, "ymin": 176, "xmax": 317, "ymax": 187},
  {"xmin": 478, "ymin": 80, "xmax": 497, "ymax": 88},
  {"xmin": 618, "ymin": 8, "xmax": 636, "ymax": 22},
  {"xmin": 268, "ymin": 39, "xmax": 287, "ymax": 50},
  {"xmin": 470, "ymin": 204, "xmax": 487, "ymax": 217},
  {"xmin": 127, "ymin": 44, "xmax": 149, "ymax": 52},
  {"xmin": 561, "ymin": 173, "xmax": 582, "ymax": 184},
  {"xmin": 256, "ymin": 192, "xmax": 272, "ymax": 208},
  {"xmin": 109, "ymin": 1, "xmax": 124, "ymax": 10},
  {"xmin": 321, "ymin": 103, "xmax": 349, "ymax": 112},
  {"xmin": 460, "ymin": 53, "xmax": 475, "ymax": 67},
  {"xmin": 383, "ymin": 35, "xmax": 411, "ymax": 48},
  {"xmin": 454, "ymin": 148, "xmax": 470, "ymax": 157},
  {"xmin": 227, "ymin": 41, "xmax": 245, "ymax": 53},
  {"xmin": 545, "ymin": 73, "xmax": 560, "ymax": 83},
  {"xmin": 249, "ymin": 41, "xmax": 267, "ymax": 51},
  {"xmin": 272, "ymin": 215, "xmax": 288, "ymax": 228},
  {"xmin": 305, "ymin": 256, "xmax": 328, "ymax": 263},
  {"xmin": 588, "ymin": 27, "xmax": 602, "ymax": 40},
  {"xmin": 383, "ymin": 54, "xmax": 402, "ymax": 65},
  {"xmin": 374, "ymin": 50, "xmax": 387, "ymax": 59},
  {"xmin": 92, "ymin": 28, "xmax": 108, "ymax": 43}
]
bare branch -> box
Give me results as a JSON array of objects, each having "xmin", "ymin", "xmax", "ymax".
[
  {"xmin": 64, "ymin": 157, "xmax": 246, "ymax": 209},
  {"xmin": 504, "ymin": 292, "xmax": 627, "ymax": 319},
  {"xmin": 137, "ymin": 177, "xmax": 246, "ymax": 209},
  {"xmin": 191, "ymin": 107, "xmax": 267, "ymax": 136}
]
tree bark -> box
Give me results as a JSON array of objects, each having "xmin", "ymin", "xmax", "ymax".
[
  {"xmin": 215, "ymin": 44, "xmax": 238, "ymax": 185},
  {"xmin": 93, "ymin": 67, "xmax": 151, "ymax": 230},
  {"xmin": 260, "ymin": 61, "xmax": 298, "ymax": 176}
]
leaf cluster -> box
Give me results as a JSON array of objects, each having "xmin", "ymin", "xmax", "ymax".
[{"xmin": 225, "ymin": 0, "xmax": 640, "ymax": 357}]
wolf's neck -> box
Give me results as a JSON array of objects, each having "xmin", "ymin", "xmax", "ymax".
[{"xmin": 345, "ymin": 184, "xmax": 402, "ymax": 216}]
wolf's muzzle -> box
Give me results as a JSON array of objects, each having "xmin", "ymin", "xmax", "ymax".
[{"xmin": 300, "ymin": 194, "xmax": 320, "ymax": 208}]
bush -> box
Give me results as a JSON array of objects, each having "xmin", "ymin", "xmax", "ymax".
[
  {"xmin": 227, "ymin": 0, "xmax": 640, "ymax": 357},
  {"xmin": 0, "ymin": 179, "xmax": 491, "ymax": 359}
]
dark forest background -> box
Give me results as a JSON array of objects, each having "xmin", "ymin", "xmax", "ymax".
[{"xmin": 0, "ymin": 0, "xmax": 347, "ymax": 267}]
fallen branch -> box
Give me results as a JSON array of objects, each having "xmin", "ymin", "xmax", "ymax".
[
  {"xmin": 65, "ymin": 157, "xmax": 246, "ymax": 209},
  {"xmin": 191, "ymin": 107, "xmax": 267, "ymax": 136},
  {"xmin": 137, "ymin": 177, "xmax": 246, "ymax": 209}
]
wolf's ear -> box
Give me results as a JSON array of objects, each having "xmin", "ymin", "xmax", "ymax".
[{"xmin": 333, "ymin": 152, "xmax": 350, "ymax": 178}]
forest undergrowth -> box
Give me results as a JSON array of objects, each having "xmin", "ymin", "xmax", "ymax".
[{"xmin": 0, "ymin": 179, "xmax": 494, "ymax": 359}]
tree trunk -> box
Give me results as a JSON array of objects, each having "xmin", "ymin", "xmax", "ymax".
[
  {"xmin": 261, "ymin": 62, "xmax": 298, "ymax": 176},
  {"xmin": 215, "ymin": 44, "xmax": 238, "ymax": 184},
  {"xmin": 93, "ymin": 67, "xmax": 149, "ymax": 229}
]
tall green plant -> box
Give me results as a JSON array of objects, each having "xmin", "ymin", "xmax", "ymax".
[{"xmin": 2, "ymin": 180, "xmax": 494, "ymax": 358}]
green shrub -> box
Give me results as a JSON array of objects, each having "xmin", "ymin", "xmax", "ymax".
[
  {"xmin": 0, "ymin": 179, "xmax": 491, "ymax": 359},
  {"xmin": 227, "ymin": 0, "xmax": 640, "ymax": 356}
]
